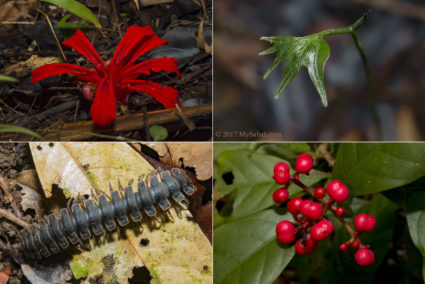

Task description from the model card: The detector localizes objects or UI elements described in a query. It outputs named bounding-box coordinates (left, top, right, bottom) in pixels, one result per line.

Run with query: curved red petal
left=110, top=25, right=152, bottom=66
left=110, top=25, right=167, bottom=73
left=124, top=80, right=179, bottom=109
left=62, top=29, right=106, bottom=76
left=90, top=77, right=116, bottom=127
left=31, top=63, right=101, bottom=84
left=122, top=56, right=180, bottom=80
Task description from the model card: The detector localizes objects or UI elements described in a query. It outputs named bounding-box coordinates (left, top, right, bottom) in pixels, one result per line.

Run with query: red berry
left=273, top=162, right=291, bottom=185
left=314, top=187, right=325, bottom=199
left=352, top=240, right=360, bottom=248
left=304, top=233, right=317, bottom=248
left=272, top=188, right=289, bottom=204
left=295, top=239, right=316, bottom=255
left=354, top=214, right=376, bottom=232
left=300, top=200, right=323, bottom=220
left=339, top=243, right=349, bottom=253
left=311, top=219, right=334, bottom=241
left=276, top=220, right=295, bottom=244
left=355, top=248, right=375, bottom=266
left=287, top=197, right=303, bottom=216
left=326, top=180, right=349, bottom=203
left=295, top=153, right=314, bottom=174
left=335, top=207, right=345, bottom=216
left=345, top=241, right=351, bottom=246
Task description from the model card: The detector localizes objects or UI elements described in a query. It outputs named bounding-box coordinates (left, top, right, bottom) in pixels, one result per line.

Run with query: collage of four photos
left=0, top=0, right=424, bottom=283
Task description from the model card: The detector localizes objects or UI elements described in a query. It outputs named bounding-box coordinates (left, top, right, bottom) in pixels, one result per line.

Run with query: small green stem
left=318, top=11, right=381, bottom=139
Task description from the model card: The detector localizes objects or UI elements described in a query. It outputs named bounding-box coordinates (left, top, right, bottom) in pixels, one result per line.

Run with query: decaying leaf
left=142, top=142, right=212, bottom=180
left=21, top=262, right=72, bottom=284
left=17, top=169, right=44, bottom=215
left=5, top=55, right=60, bottom=78
left=29, top=142, right=212, bottom=283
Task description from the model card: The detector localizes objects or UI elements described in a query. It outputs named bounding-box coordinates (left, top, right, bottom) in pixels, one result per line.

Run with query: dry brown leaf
left=5, top=55, right=60, bottom=78
left=0, top=0, right=32, bottom=22
left=143, top=142, right=212, bottom=180
left=29, top=142, right=212, bottom=283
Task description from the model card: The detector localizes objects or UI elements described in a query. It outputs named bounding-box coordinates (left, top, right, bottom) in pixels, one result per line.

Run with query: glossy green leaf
left=332, top=143, right=425, bottom=195
left=0, top=74, right=19, bottom=83
left=321, top=194, right=397, bottom=284
left=260, top=34, right=330, bottom=106
left=0, top=124, right=42, bottom=139
left=215, top=149, right=329, bottom=218
left=42, top=0, right=101, bottom=28
left=214, top=208, right=295, bottom=284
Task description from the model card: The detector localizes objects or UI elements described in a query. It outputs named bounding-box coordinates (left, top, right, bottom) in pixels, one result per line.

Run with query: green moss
left=106, top=275, right=118, bottom=284
left=62, top=188, right=71, bottom=198
left=71, top=261, right=89, bottom=280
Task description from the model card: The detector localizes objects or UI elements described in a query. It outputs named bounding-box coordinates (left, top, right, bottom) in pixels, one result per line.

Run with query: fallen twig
left=0, top=103, right=211, bottom=140
left=0, top=207, right=28, bottom=228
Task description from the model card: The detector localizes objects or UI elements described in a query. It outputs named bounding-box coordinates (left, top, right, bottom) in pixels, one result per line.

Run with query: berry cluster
left=272, top=153, right=376, bottom=266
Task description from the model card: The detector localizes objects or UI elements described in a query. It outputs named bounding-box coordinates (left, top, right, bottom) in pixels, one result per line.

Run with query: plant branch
left=291, top=178, right=357, bottom=241
left=350, top=32, right=381, bottom=139
left=318, top=10, right=381, bottom=139
left=320, top=11, right=370, bottom=36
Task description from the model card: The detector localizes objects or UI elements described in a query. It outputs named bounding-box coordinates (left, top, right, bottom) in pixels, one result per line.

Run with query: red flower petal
left=110, top=25, right=167, bottom=73
left=31, top=63, right=101, bottom=84
left=62, top=29, right=106, bottom=76
left=122, top=56, right=180, bottom=80
left=90, top=77, right=116, bottom=127
left=124, top=80, right=179, bottom=108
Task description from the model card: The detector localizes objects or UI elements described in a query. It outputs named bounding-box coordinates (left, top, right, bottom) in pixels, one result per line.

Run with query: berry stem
left=291, top=178, right=357, bottom=240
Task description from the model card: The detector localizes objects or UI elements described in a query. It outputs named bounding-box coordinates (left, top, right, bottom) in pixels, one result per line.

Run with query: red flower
left=31, top=25, right=180, bottom=127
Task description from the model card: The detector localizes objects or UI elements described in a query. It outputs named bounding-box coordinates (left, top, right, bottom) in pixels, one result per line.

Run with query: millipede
left=18, top=168, right=196, bottom=260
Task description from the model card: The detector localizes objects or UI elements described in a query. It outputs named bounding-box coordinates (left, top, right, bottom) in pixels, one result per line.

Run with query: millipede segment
left=19, top=168, right=196, bottom=259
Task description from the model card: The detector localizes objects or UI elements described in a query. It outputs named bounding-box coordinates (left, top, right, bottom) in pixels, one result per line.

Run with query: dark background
left=214, top=0, right=425, bottom=141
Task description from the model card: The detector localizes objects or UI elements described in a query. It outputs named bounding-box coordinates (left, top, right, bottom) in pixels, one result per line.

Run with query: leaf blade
left=306, top=38, right=330, bottom=107
left=41, top=0, right=101, bottom=28
left=0, top=124, right=42, bottom=139
left=332, top=143, right=425, bottom=195
left=214, top=208, right=295, bottom=284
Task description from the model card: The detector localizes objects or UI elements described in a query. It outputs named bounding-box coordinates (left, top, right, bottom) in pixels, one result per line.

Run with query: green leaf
left=407, top=210, right=425, bottom=281
left=0, top=74, right=19, bottom=83
left=321, top=194, right=397, bottom=284
left=260, top=34, right=330, bottom=106
left=214, top=208, right=295, bottom=284
left=58, top=14, right=89, bottom=38
left=215, top=149, right=329, bottom=218
left=149, top=125, right=168, bottom=141
left=0, top=124, right=43, bottom=139
left=42, top=0, right=101, bottom=28
left=332, top=143, right=425, bottom=195
left=256, top=143, right=313, bottom=160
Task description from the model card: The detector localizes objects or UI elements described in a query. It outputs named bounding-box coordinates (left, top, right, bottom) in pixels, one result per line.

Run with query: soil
left=0, top=0, right=212, bottom=141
